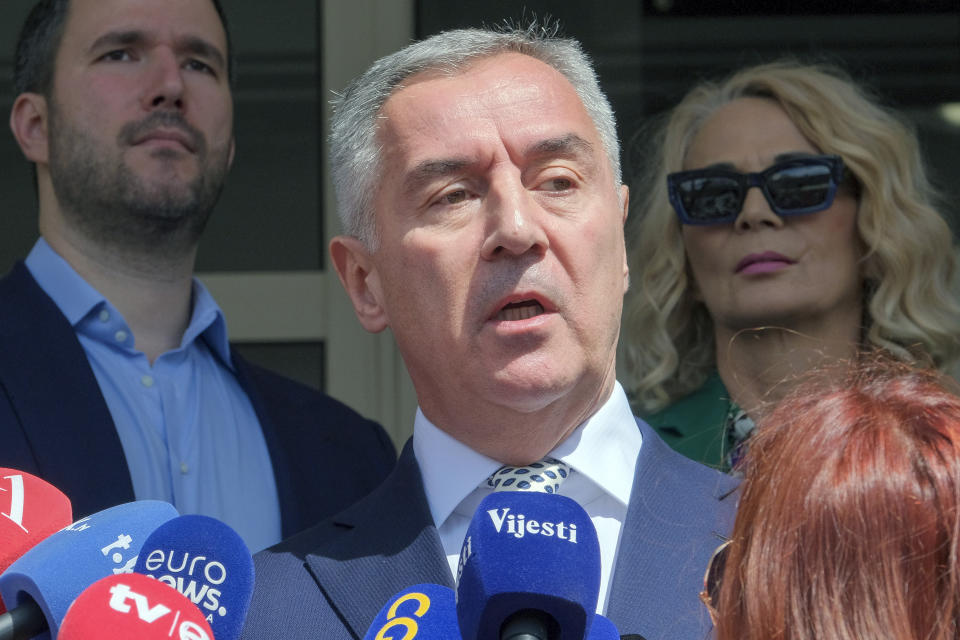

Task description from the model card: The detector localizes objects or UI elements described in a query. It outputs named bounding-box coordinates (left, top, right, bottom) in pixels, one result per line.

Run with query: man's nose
left=480, top=176, right=550, bottom=260
left=141, top=48, right=185, bottom=111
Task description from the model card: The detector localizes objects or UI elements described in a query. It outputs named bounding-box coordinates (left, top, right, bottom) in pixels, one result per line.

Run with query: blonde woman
left=622, top=60, right=960, bottom=469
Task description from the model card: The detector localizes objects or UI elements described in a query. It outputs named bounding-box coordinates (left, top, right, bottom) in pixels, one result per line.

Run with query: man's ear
left=620, top=184, right=629, bottom=224
left=620, top=184, right=630, bottom=292
left=9, top=93, right=49, bottom=164
left=329, top=235, right=389, bottom=333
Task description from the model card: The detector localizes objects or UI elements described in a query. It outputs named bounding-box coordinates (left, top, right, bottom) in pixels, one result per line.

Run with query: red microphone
left=0, top=469, right=72, bottom=614
left=58, top=573, right=215, bottom=640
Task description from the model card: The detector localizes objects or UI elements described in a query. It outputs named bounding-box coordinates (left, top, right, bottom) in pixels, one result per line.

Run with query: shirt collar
left=551, top=381, right=641, bottom=508
left=414, top=381, right=642, bottom=529
left=413, top=408, right=502, bottom=530
left=24, top=237, right=233, bottom=367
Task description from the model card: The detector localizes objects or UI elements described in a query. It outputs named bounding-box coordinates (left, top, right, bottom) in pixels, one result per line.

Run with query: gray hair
left=329, top=23, right=621, bottom=248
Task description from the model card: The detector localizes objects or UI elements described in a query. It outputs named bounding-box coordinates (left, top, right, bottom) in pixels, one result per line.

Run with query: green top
left=641, top=373, right=733, bottom=470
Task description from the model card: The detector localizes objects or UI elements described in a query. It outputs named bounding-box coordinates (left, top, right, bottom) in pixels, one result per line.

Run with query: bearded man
left=0, top=0, right=395, bottom=552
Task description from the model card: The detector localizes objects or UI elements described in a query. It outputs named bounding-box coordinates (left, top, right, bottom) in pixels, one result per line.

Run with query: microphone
left=0, top=500, right=178, bottom=640
left=134, top=514, right=254, bottom=640
left=0, top=469, right=73, bottom=614
left=362, top=583, right=461, bottom=640
left=57, top=573, right=215, bottom=640
left=455, top=491, right=601, bottom=640
left=359, top=588, right=620, bottom=640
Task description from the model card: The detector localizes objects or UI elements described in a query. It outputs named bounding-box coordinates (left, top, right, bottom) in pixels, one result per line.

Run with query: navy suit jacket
left=0, top=261, right=397, bottom=539
left=243, top=418, right=738, bottom=640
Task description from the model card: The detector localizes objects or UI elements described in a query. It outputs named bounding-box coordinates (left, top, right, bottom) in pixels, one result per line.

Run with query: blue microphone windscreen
left=363, top=583, right=461, bottom=640
left=0, top=500, right=178, bottom=639
left=587, top=613, right=620, bottom=639
left=456, top=491, right=601, bottom=640
left=133, top=514, right=254, bottom=640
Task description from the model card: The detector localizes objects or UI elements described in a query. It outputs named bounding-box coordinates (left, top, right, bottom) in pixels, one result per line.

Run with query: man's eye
left=185, top=59, right=216, bottom=75
left=542, top=177, right=573, bottom=192
left=437, top=189, right=468, bottom=205
left=100, top=50, right=132, bottom=62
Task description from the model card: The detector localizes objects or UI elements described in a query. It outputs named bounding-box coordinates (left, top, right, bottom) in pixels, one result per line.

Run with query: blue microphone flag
left=133, top=514, right=254, bottom=640
left=456, top=491, right=601, bottom=640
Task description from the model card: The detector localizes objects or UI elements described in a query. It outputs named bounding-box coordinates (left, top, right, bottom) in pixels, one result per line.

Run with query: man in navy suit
left=0, top=0, right=395, bottom=552
left=242, top=24, right=736, bottom=639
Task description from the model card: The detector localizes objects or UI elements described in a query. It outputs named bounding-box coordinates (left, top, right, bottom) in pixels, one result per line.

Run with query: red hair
left=714, top=360, right=960, bottom=640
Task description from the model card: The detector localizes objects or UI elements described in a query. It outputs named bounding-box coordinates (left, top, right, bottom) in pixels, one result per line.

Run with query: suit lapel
left=304, top=443, right=453, bottom=638
left=606, top=419, right=737, bottom=639
left=0, top=263, right=133, bottom=517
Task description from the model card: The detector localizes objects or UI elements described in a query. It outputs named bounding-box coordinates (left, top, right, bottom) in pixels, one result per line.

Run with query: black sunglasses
left=667, top=154, right=846, bottom=225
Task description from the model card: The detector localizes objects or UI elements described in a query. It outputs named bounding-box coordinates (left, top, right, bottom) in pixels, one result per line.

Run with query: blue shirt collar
left=24, top=237, right=233, bottom=367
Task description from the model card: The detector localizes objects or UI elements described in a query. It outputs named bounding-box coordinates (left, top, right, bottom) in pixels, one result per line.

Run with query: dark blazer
left=0, top=262, right=397, bottom=539
left=242, top=418, right=738, bottom=640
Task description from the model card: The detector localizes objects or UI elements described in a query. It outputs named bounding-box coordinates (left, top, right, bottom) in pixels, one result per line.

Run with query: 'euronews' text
left=141, top=550, right=228, bottom=620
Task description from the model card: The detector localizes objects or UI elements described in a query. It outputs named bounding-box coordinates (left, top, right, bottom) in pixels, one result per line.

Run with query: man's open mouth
left=495, top=300, right=546, bottom=322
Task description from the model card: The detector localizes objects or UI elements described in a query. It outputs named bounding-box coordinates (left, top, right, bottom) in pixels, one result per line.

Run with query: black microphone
left=0, top=601, right=44, bottom=640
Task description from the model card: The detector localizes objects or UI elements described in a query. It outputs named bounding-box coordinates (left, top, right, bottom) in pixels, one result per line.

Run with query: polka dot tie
left=486, top=457, right=570, bottom=494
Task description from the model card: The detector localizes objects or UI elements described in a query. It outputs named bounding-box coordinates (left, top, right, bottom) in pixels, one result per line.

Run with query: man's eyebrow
left=403, top=158, right=472, bottom=197
left=524, top=134, right=597, bottom=163
left=180, top=36, right=227, bottom=72
left=89, top=30, right=145, bottom=54
left=401, top=135, right=599, bottom=197
left=88, top=30, right=227, bottom=72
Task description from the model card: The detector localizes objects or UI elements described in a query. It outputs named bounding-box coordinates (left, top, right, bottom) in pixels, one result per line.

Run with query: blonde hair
left=621, top=60, right=960, bottom=413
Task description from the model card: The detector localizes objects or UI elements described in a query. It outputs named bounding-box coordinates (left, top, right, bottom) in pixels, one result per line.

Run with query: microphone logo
left=486, top=507, right=578, bottom=542
left=141, top=550, right=228, bottom=619
left=61, top=516, right=141, bottom=573
left=372, top=591, right=432, bottom=640
left=107, top=582, right=212, bottom=639
left=102, top=533, right=138, bottom=573
left=0, top=473, right=27, bottom=533
left=456, top=535, right=473, bottom=585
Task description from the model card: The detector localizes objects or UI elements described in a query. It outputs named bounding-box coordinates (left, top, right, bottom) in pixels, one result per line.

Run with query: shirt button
left=98, top=309, right=110, bottom=322
left=141, top=375, right=154, bottom=388
left=114, top=330, right=128, bottom=343
left=180, top=462, right=189, bottom=475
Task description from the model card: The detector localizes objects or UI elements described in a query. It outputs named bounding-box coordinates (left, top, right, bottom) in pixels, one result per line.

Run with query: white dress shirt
left=412, top=381, right=642, bottom=614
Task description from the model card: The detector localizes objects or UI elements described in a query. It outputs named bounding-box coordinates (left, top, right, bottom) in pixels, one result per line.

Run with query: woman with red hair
left=705, top=360, right=960, bottom=640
